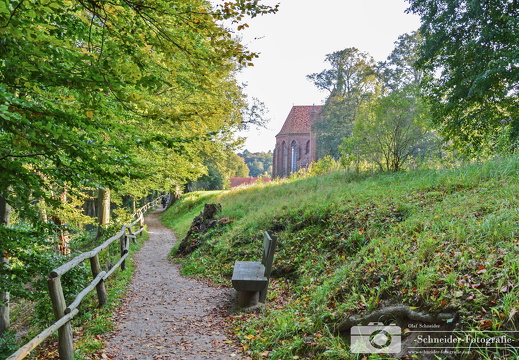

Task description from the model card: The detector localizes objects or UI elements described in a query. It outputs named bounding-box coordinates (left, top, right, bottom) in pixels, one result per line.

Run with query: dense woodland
left=1, top=0, right=518, bottom=358
left=184, top=151, right=273, bottom=191
left=239, top=150, right=273, bottom=177
left=0, top=0, right=277, bottom=351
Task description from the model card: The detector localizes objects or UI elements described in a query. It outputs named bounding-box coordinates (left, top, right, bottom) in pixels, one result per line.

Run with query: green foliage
left=377, top=32, right=425, bottom=91
left=5, top=225, right=150, bottom=358
left=407, top=0, right=519, bottom=153
left=163, top=155, right=519, bottom=359
left=307, top=48, right=379, bottom=159
left=300, top=156, right=340, bottom=177
left=344, top=85, right=435, bottom=172
left=1, top=203, right=142, bottom=331
left=33, top=257, right=92, bottom=327
left=0, top=224, right=63, bottom=300
left=315, top=32, right=441, bottom=172
left=187, top=152, right=250, bottom=191
left=0, top=329, right=18, bottom=359
left=188, top=162, right=228, bottom=191
left=0, top=0, right=277, bottom=228
left=227, top=153, right=250, bottom=178
left=238, top=150, right=274, bottom=177
left=0, top=0, right=277, bottom=327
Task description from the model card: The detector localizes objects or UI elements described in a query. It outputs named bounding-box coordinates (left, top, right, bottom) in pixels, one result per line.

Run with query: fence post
left=0, top=286, right=9, bottom=336
left=138, top=213, right=144, bottom=237
left=47, top=276, right=74, bottom=360
left=120, top=231, right=128, bottom=271
left=89, top=254, right=107, bottom=306
left=128, top=227, right=136, bottom=244
left=1, top=192, right=12, bottom=336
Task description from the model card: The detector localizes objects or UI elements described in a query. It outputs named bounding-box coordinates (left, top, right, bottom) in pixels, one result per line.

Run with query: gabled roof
left=276, top=105, right=322, bottom=137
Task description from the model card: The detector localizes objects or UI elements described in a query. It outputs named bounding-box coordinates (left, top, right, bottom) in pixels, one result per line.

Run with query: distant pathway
left=103, top=208, right=246, bottom=360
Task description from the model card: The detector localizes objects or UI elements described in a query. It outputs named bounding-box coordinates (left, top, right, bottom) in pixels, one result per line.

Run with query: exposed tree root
left=336, top=304, right=456, bottom=334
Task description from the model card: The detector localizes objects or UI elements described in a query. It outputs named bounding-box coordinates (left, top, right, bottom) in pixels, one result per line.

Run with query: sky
left=232, top=0, right=422, bottom=153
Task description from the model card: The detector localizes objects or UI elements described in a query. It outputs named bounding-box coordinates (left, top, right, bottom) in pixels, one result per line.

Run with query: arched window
left=291, top=141, right=298, bottom=173
left=306, top=140, right=310, bottom=155
left=282, top=142, right=288, bottom=175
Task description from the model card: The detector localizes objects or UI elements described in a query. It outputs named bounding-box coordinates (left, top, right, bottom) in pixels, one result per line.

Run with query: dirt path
left=104, top=208, right=246, bottom=360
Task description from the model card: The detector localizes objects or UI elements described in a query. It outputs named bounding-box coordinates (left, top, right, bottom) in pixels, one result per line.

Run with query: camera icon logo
left=350, top=322, right=402, bottom=354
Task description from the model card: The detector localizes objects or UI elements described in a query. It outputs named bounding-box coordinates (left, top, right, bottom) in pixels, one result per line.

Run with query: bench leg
left=258, top=287, right=267, bottom=303
left=237, top=291, right=259, bottom=307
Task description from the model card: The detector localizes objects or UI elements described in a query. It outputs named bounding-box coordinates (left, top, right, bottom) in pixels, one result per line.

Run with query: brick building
left=272, top=105, right=322, bottom=177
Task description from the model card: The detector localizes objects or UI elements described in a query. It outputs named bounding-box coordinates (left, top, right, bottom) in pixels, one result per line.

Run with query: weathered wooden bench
left=232, top=231, right=277, bottom=307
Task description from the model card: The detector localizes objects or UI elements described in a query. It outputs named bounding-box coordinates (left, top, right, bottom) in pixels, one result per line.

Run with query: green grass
left=161, top=190, right=222, bottom=239
left=162, top=155, right=519, bottom=359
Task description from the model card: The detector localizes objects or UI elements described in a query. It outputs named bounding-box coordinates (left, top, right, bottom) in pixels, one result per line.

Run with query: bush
left=0, top=329, right=18, bottom=359
left=300, top=156, right=340, bottom=177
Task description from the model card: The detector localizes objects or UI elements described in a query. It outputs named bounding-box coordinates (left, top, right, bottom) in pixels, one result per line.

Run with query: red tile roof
left=276, top=105, right=322, bottom=136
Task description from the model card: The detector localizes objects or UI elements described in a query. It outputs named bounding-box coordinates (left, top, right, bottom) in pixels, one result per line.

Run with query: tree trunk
left=96, top=188, right=110, bottom=238
left=52, top=190, right=71, bottom=256
left=169, top=186, right=183, bottom=207
left=83, top=190, right=97, bottom=219
left=0, top=261, right=9, bottom=336
left=0, top=193, right=11, bottom=225
left=0, top=193, right=12, bottom=335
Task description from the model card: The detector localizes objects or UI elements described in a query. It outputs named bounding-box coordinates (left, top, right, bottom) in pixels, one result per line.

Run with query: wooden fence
left=6, top=196, right=163, bottom=360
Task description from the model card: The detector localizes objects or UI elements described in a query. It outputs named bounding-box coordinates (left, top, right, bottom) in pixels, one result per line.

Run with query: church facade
left=272, top=105, right=322, bottom=177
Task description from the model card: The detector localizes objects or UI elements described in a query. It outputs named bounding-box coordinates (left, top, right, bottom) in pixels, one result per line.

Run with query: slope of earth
left=162, top=156, right=519, bottom=359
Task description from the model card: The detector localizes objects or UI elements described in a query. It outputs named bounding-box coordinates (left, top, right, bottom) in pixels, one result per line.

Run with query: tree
left=238, top=151, right=273, bottom=177
left=227, top=152, right=250, bottom=178
left=0, top=0, right=279, bottom=213
left=345, top=85, right=432, bottom=172
left=248, top=160, right=265, bottom=177
left=406, top=0, right=519, bottom=153
left=342, top=32, right=437, bottom=172
left=307, top=48, right=379, bottom=158
left=187, top=151, right=250, bottom=191
left=0, top=0, right=277, bottom=332
left=378, top=32, right=424, bottom=91
left=0, top=0, right=278, bottom=215
left=0, top=193, right=11, bottom=335
left=187, top=161, right=227, bottom=191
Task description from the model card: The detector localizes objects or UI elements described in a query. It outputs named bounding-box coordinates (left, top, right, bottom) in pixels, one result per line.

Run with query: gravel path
left=104, top=208, right=246, bottom=360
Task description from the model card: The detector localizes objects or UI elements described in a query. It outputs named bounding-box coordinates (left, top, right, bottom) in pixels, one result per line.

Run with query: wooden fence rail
left=6, top=196, right=164, bottom=360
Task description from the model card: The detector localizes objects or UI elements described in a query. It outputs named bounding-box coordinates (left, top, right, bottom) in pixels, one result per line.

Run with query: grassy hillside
left=161, top=156, right=519, bottom=359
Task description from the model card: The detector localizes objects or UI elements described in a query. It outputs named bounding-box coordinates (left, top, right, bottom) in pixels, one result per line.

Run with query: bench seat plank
left=232, top=261, right=268, bottom=292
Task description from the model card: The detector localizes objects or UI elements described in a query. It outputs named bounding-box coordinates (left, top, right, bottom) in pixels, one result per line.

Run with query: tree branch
left=0, top=0, right=26, bottom=28
left=0, top=153, right=47, bottom=161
